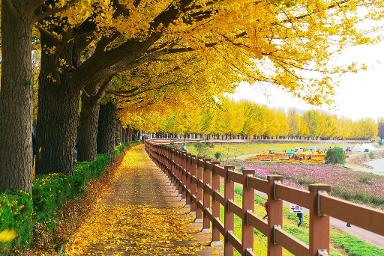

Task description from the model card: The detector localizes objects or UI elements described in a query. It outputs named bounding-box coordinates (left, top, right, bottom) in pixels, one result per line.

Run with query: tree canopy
left=120, top=98, right=379, bottom=140
left=1, top=0, right=383, bottom=191
left=38, top=0, right=383, bottom=104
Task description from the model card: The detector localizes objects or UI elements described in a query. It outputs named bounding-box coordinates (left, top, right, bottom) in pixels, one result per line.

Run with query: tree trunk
left=0, top=5, right=33, bottom=192
left=77, top=75, right=111, bottom=161
left=115, top=119, right=122, bottom=146
left=122, top=128, right=126, bottom=143
left=97, top=102, right=116, bottom=157
left=36, top=34, right=81, bottom=175
left=77, top=94, right=100, bottom=161
left=126, top=129, right=129, bottom=143
left=36, top=79, right=80, bottom=175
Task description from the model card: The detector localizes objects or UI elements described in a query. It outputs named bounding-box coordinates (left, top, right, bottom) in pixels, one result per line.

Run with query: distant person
left=263, top=201, right=268, bottom=220
left=297, top=212, right=304, bottom=226
left=346, top=223, right=351, bottom=227
left=181, top=143, right=187, bottom=151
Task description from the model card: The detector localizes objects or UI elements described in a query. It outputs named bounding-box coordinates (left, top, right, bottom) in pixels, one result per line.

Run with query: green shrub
left=368, top=151, right=375, bottom=159
left=325, top=147, right=345, bottom=164
left=33, top=153, right=113, bottom=224
left=72, top=154, right=111, bottom=194
left=33, top=174, right=70, bottom=223
left=114, top=143, right=126, bottom=157
left=297, top=178, right=317, bottom=186
left=193, top=142, right=210, bottom=157
left=214, top=151, right=222, bottom=160
left=0, top=191, right=33, bottom=255
left=0, top=143, right=128, bottom=254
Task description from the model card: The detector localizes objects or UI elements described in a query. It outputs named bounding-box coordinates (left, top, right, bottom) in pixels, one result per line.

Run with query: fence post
left=308, top=184, right=331, bottom=256
left=185, top=153, right=192, bottom=207
left=267, top=175, right=284, bottom=256
left=242, top=169, right=255, bottom=255
left=224, top=166, right=235, bottom=256
left=195, top=156, right=204, bottom=222
left=167, top=147, right=172, bottom=179
left=172, top=148, right=177, bottom=186
left=177, top=151, right=183, bottom=198
left=181, top=152, right=187, bottom=200
left=190, top=155, right=197, bottom=215
left=202, top=158, right=211, bottom=232
left=211, top=161, right=221, bottom=245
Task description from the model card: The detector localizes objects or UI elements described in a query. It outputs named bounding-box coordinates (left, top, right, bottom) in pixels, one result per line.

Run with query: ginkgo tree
left=34, top=0, right=383, bottom=176
left=1, top=0, right=383, bottom=191
left=122, top=98, right=378, bottom=140
left=77, top=50, right=239, bottom=161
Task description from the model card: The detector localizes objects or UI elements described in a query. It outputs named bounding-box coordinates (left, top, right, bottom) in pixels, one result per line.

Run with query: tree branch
left=34, top=0, right=81, bottom=21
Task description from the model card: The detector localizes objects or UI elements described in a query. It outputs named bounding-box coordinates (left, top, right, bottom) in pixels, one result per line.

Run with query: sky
left=229, top=42, right=384, bottom=121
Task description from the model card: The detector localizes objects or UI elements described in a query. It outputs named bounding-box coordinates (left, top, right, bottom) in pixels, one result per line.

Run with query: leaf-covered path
left=65, top=144, right=221, bottom=255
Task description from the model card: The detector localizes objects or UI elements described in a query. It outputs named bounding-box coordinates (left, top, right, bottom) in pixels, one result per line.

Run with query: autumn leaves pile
left=66, top=145, right=204, bottom=255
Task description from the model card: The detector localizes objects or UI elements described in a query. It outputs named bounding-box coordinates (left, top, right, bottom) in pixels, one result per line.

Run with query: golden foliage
left=120, top=98, right=378, bottom=139
left=65, top=145, right=203, bottom=255
left=39, top=0, right=384, bottom=105
left=0, top=229, right=16, bottom=243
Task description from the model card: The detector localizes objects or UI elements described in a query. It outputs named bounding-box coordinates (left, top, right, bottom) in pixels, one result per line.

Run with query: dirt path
left=65, top=144, right=221, bottom=255
left=331, top=218, right=384, bottom=248
left=344, top=163, right=384, bottom=176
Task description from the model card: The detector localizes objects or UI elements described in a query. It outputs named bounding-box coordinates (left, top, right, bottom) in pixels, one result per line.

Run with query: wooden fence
left=144, top=140, right=384, bottom=256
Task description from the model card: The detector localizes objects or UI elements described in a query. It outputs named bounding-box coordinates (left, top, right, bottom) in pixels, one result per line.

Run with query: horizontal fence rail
left=144, top=140, right=384, bottom=256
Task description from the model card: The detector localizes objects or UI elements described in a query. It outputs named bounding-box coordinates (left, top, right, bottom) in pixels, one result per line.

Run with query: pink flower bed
left=242, top=162, right=384, bottom=208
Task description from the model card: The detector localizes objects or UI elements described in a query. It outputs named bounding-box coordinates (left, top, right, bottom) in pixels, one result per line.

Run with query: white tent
left=351, top=144, right=376, bottom=153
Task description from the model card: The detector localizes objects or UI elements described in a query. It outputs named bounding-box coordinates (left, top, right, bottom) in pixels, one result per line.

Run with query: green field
left=186, top=142, right=355, bottom=161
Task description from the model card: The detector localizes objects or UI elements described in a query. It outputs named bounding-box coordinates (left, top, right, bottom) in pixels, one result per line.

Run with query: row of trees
left=120, top=99, right=378, bottom=140
left=1, top=0, right=383, bottom=192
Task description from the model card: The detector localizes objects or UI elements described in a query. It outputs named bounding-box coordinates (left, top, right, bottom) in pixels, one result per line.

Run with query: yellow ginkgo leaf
left=0, top=229, right=17, bottom=242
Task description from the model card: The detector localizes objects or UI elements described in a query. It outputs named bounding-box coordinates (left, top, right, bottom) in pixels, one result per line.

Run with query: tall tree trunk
left=0, top=4, right=33, bottom=192
left=77, top=76, right=111, bottom=161
left=115, top=119, right=122, bottom=146
left=77, top=94, right=100, bottom=161
left=36, top=34, right=82, bottom=175
left=97, top=102, right=116, bottom=157
left=36, top=79, right=80, bottom=175
left=122, top=128, right=127, bottom=143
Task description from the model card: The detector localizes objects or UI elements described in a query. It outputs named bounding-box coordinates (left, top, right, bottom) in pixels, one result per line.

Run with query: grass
left=186, top=142, right=354, bottom=161
left=331, top=232, right=384, bottom=256
left=215, top=183, right=383, bottom=256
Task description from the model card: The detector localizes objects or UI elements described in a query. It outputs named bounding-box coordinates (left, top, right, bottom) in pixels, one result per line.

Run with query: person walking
left=297, top=212, right=304, bottom=226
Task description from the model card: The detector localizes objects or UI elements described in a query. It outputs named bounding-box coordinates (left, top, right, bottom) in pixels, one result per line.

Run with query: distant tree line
left=121, top=99, right=378, bottom=140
